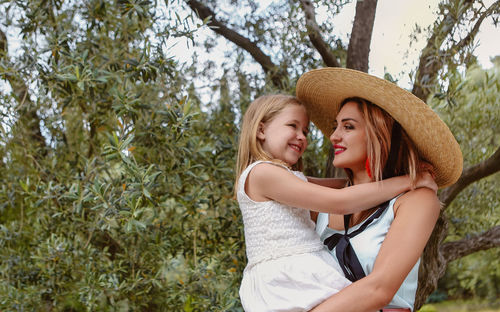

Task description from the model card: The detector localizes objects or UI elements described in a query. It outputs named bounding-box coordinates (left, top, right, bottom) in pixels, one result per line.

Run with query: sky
left=2, top=0, right=499, bottom=93
left=168, top=0, right=500, bottom=89
left=367, top=0, right=499, bottom=87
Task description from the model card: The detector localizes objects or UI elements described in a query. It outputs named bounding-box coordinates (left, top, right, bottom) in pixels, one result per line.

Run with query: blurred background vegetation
left=0, top=0, right=498, bottom=311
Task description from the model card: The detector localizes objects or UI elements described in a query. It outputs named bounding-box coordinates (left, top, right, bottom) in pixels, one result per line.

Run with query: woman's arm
left=310, top=188, right=440, bottom=312
left=307, top=177, right=347, bottom=189
left=246, top=162, right=434, bottom=215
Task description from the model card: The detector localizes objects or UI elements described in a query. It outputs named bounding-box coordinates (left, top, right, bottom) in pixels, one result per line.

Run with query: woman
left=295, top=68, right=463, bottom=311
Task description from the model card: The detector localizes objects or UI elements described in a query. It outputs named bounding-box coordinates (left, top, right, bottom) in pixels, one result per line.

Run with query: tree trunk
left=415, top=212, right=449, bottom=308
left=326, top=0, right=378, bottom=178
left=346, top=0, right=378, bottom=72
left=299, top=0, right=341, bottom=67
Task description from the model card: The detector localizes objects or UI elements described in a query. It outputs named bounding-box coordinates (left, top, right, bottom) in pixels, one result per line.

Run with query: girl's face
left=258, top=104, right=309, bottom=167
left=330, top=101, right=368, bottom=176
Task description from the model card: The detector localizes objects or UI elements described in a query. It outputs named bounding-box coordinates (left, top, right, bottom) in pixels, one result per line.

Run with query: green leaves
left=430, top=63, right=500, bottom=300
left=0, top=0, right=242, bottom=310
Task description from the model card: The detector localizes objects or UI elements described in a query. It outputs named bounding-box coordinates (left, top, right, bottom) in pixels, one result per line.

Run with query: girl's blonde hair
left=234, top=94, right=307, bottom=196
left=341, top=97, right=421, bottom=187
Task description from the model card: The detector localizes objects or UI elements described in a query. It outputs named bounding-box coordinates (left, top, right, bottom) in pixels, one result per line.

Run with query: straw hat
left=296, top=67, right=462, bottom=188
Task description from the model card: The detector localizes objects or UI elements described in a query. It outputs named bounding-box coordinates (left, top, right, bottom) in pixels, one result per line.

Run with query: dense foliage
left=0, top=0, right=246, bottom=310
left=430, top=61, right=500, bottom=301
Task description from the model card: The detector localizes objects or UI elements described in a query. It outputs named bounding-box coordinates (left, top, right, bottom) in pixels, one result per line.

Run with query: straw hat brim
left=296, top=68, right=462, bottom=188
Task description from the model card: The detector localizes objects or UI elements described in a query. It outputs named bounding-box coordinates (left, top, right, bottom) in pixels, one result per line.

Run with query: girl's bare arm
left=246, top=162, right=429, bottom=215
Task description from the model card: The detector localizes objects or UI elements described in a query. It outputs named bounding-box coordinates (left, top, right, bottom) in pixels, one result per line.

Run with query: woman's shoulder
left=394, top=187, right=440, bottom=215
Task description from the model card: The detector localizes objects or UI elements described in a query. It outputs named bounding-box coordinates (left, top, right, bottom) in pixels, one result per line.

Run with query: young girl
left=235, top=94, right=437, bottom=311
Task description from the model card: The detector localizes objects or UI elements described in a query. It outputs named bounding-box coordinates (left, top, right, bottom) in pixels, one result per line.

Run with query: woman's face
left=330, top=101, right=368, bottom=175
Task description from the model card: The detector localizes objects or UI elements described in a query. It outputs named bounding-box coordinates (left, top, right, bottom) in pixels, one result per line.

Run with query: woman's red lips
left=334, top=145, right=346, bottom=155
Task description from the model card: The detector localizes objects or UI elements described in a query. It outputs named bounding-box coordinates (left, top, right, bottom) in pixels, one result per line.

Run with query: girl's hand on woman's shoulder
left=415, top=170, right=438, bottom=193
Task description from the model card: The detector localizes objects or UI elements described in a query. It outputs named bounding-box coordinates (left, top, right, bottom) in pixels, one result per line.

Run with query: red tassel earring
left=365, top=158, right=372, bottom=179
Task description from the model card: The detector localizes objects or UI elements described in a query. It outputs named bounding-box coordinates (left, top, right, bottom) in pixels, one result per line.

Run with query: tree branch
left=412, top=30, right=449, bottom=100
left=185, top=0, right=287, bottom=88
left=299, top=0, right=340, bottom=67
left=412, top=0, right=498, bottom=101
left=448, top=0, right=500, bottom=54
left=412, top=1, right=473, bottom=101
left=0, top=29, right=6, bottom=54
left=439, top=146, right=500, bottom=207
left=346, top=0, right=377, bottom=72
left=441, top=225, right=500, bottom=263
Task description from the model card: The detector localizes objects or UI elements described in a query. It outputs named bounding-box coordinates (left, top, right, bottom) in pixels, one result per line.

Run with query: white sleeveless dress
left=316, top=196, right=420, bottom=311
left=237, top=161, right=351, bottom=312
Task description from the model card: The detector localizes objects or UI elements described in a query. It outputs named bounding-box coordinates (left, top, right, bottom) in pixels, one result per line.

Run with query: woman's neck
left=352, top=170, right=371, bottom=185
left=349, top=170, right=382, bottom=226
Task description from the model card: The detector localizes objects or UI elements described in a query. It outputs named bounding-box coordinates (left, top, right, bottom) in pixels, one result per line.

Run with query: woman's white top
left=237, top=161, right=351, bottom=312
left=316, top=196, right=420, bottom=311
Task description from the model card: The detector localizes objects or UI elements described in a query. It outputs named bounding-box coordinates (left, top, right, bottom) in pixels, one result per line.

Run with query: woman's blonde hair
left=234, top=94, right=307, bottom=196
left=341, top=97, right=421, bottom=187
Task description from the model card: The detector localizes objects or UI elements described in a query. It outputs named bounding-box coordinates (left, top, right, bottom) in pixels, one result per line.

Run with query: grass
left=418, top=299, right=500, bottom=312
